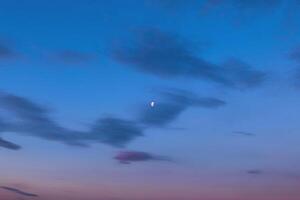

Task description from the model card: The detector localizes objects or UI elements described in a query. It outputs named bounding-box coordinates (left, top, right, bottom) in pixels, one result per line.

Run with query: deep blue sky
left=1, top=1, right=300, bottom=200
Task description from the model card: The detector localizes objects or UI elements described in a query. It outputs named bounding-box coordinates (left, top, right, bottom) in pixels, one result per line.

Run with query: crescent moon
left=150, top=101, right=155, bottom=107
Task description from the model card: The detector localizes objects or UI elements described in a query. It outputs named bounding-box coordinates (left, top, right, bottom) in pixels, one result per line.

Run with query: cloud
left=0, top=92, right=143, bottom=148
left=221, top=59, right=266, bottom=88
left=0, top=92, right=88, bottom=147
left=233, top=131, right=256, bottom=136
left=0, top=88, right=222, bottom=150
left=138, top=89, right=225, bottom=127
left=0, top=186, right=38, bottom=197
left=0, top=137, right=21, bottom=150
left=89, top=118, right=143, bottom=147
left=112, top=28, right=266, bottom=89
left=247, top=169, right=263, bottom=175
left=0, top=118, right=21, bottom=150
left=50, top=50, right=97, bottom=64
left=114, top=151, right=170, bottom=164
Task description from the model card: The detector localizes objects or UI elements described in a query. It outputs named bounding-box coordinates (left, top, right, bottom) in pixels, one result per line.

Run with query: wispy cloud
left=112, top=28, right=266, bottom=89
left=0, top=92, right=142, bottom=148
left=0, top=186, right=38, bottom=197
left=0, top=137, right=21, bottom=150
left=114, top=151, right=170, bottom=164
left=233, top=131, right=256, bottom=137
left=247, top=169, right=263, bottom=175
left=0, top=88, right=224, bottom=149
left=138, top=89, right=225, bottom=127
left=89, top=117, right=143, bottom=147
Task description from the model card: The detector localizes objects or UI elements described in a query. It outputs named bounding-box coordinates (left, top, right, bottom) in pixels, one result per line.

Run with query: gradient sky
left=1, top=0, right=300, bottom=200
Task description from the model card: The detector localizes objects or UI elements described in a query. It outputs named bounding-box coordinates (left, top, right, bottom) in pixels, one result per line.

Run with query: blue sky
left=1, top=1, right=300, bottom=200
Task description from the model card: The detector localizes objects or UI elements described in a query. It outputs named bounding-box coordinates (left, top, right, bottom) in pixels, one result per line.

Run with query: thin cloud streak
left=114, top=151, right=170, bottom=164
left=233, top=131, right=256, bottom=137
left=0, top=137, right=21, bottom=150
left=247, top=169, right=263, bottom=175
left=0, top=186, right=38, bottom=197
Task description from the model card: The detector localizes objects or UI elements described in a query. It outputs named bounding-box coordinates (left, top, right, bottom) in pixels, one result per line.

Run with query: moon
left=150, top=101, right=155, bottom=107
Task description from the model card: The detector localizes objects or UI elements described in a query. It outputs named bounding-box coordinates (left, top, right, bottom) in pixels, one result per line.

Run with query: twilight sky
left=1, top=0, right=300, bottom=199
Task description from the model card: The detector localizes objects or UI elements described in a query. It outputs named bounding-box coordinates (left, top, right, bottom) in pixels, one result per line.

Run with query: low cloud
left=112, top=28, right=266, bottom=89
left=0, top=186, right=38, bottom=197
left=138, top=89, right=225, bottom=127
left=114, top=151, right=170, bottom=164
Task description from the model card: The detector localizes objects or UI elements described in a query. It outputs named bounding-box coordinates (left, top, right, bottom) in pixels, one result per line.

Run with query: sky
left=0, top=0, right=300, bottom=199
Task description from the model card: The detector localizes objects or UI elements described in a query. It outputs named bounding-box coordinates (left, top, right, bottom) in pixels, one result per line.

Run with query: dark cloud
left=50, top=50, right=97, bottom=64
left=233, top=131, right=256, bottom=136
left=0, top=89, right=222, bottom=150
left=114, top=151, right=170, bottom=164
left=0, top=186, right=38, bottom=197
left=139, top=89, right=225, bottom=127
left=0, top=137, right=21, bottom=150
left=0, top=118, right=21, bottom=150
left=89, top=118, right=143, bottom=147
left=0, top=93, right=49, bottom=120
left=0, top=92, right=142, bottom=148
left=247, top=169, right=263, bottom=175
left=0, top=92, right=88, bottom=147
left=112, top=28, right=266, bottom=89
left=221, top=59, right=266, bottom=88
